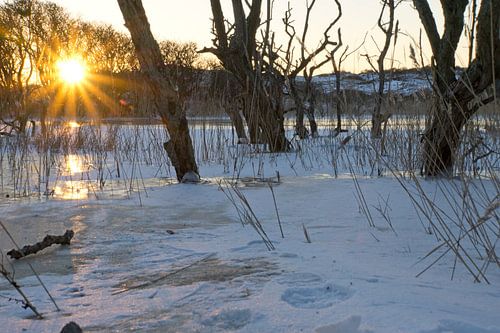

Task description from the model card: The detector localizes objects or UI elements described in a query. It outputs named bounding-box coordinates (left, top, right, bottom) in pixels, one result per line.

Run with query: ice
left=0, top=121, right=498, bottom=332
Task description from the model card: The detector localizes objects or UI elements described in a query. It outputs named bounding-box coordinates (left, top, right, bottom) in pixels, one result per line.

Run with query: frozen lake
left=0, top=118, right=498, bottom=332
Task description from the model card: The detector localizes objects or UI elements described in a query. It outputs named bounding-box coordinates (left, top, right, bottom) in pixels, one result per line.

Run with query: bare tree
left=413, top=0, right=500, bottom=175
left=117, top=0, right=199, bottom=182
left=330, top=30, right=366, bottom=134
left=204, top=0, right=289, bottom=152
left=282, top=0, right=341, bottom=139
left=363, top=0, right=399, bottom=139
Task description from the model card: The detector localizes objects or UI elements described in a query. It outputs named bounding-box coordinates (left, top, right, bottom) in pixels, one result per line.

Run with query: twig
left=0, top=264, right=43, bottom=319
left=0, top=220, right=60, bottom=311
left=268, top=182, right=284, bottom=238
left=302, top=224, right=311, bottom=243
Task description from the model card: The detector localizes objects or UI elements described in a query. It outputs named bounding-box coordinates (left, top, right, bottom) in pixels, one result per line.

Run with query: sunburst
left=57, top=58, right=86, bottom=85
left=48, top=55, right=126, bottom=121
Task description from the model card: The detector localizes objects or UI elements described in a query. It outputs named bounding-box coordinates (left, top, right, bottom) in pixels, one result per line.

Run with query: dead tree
left=204, top=0, right=289, bottom=152
left=117, top=0, right=198, bottom=181
left=362, top=0, right=399, bottom=139
left=413, top=0, right=500, bottom=175
left=330, top=30, right=365, bottom=134
left=282, top=0, right=341, bottom=139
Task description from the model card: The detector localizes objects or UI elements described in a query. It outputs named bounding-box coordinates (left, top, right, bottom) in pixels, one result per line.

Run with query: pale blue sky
left=48, top=0, right=471, bottom=73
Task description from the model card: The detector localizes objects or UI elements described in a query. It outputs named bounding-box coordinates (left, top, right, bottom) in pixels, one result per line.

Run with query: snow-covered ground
left=0, top=123, right=498, bottom=333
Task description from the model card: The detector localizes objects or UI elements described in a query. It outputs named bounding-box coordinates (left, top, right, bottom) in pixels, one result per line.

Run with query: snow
left=0, top=122, right=499, bottom=333
left=181, top=171, right=201, bottom=183
left=305, top=72, right=432, bottom=96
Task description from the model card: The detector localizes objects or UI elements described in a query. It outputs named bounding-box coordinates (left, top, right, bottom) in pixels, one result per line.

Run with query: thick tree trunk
left=262, top=107, right=288, bottom=151
left=422, top=103, right=464, bottom=175
left=117, top=0, right=198, bottom=181
left=415, top=0, right=499, bottom=175
left=159, top=100, right=198, bottom=180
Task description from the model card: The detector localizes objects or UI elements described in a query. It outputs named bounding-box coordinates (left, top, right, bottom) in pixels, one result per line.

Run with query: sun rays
left=48, top=56, right=126, bottom=121
left=57, top=58, right=86, bottom=85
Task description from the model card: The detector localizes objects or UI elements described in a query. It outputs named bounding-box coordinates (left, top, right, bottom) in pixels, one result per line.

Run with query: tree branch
left=412, top=0, right=440, bottom=56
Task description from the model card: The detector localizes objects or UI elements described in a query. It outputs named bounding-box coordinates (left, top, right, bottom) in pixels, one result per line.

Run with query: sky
left=46, top=0, right=472, bottom=73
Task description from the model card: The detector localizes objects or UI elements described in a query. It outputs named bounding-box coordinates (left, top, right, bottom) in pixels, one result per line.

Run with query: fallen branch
left=7, top=230, right=74, bottom=260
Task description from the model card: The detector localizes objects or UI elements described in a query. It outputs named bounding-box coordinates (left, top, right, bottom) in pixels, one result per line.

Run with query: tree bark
left=117, top=0, right=198, bottom=181
left=227, top=103, right=247, bottom=142
left=416, top=0, right=500, bottom=175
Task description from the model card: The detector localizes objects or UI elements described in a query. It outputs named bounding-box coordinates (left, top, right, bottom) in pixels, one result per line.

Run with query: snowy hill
left=307, top=71, right=432, bottom=96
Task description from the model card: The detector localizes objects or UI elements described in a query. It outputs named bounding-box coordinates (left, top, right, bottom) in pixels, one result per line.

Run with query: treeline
left=0, top=0, right=217, bottom=132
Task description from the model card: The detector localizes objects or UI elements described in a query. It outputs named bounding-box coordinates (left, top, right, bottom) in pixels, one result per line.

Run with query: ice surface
left=0, top=124, right=498, bottom=332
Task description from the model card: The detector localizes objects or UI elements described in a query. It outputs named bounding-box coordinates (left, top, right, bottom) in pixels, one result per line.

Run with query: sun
left=57, top=58, right=86, bottom=85
left=48, top=55, right=123, bottom=120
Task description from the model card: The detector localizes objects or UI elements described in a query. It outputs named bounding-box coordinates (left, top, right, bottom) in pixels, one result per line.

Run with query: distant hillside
left=309, top=69, right=432, bottom=96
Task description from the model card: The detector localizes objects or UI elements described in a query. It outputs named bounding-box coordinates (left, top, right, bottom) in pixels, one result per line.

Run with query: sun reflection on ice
left=54, top=154, right=89, bottom=200
left=54, top=182, right=89, bottom=200
left=67, top=121, right=81, bottom=129
left=63, top=154, right=84, bottom=176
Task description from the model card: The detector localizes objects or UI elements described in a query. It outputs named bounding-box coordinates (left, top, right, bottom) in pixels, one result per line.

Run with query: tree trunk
left=334, top=71, right=343, bottom=131
left=306, top=110, right=318, bottom=138
left=226, top=103, right=247, bottom=142
left=418, top=0, right=499, bottom=175
left=295, top=106, right=308, bottom=139
left=304, top=78, right=319, bottom=138
left=291, top=83, right=308, bottom=139
left=241, top=91, right=262, bottom=144
left=372, top=0, right=396, bottom=138
left=117, top=0, right=198, bottom=181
